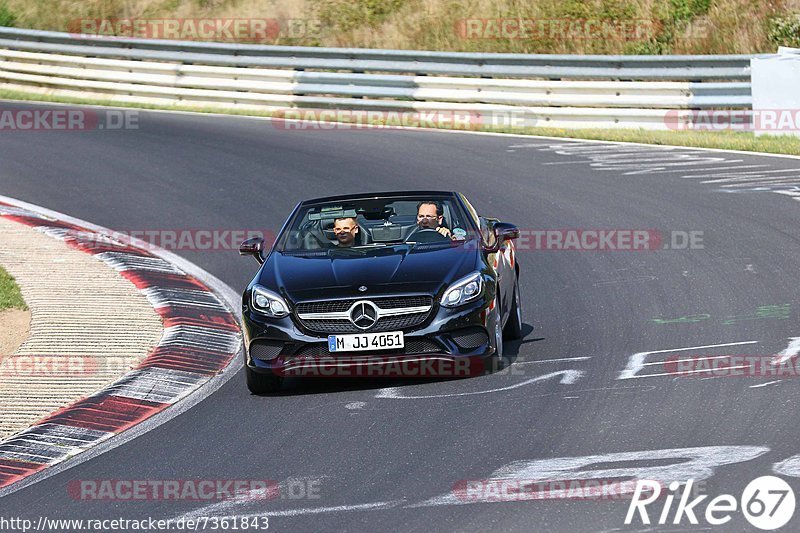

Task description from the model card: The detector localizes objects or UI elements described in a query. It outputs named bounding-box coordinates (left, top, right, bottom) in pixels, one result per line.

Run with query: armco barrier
left=0, top=26, right=761, bottom=130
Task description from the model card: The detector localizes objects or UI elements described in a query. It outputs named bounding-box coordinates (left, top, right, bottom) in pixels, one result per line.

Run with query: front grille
left=296, top=296, right=433, bottom=334
left=298, top=313, right=430, bottom=334
left=291, top=338, right=442, bottom=359
left=296, top=296, right=432, bottom=315
left=250, top=340, right=284, bottom=361
left=451, top=327, right=489, bottom=349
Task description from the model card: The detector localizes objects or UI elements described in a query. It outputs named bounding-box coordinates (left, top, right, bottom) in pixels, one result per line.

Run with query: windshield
left=277, top=196, right=478, bottom=252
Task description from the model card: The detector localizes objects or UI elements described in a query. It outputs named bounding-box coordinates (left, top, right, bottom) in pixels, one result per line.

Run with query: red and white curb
left=0, top=196, right=243, bottom=493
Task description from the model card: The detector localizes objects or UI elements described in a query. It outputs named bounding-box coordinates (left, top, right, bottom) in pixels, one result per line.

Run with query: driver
left=332, top=217, right=359, bottom=247
left=416, top=201, right=453, bottom=239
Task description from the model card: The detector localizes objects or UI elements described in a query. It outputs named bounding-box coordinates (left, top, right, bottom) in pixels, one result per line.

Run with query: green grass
left=2, top=87, right=799, bottom=157
left=0, top=1, right=16, bottom=28
left=1, top=0, right=795, bottom=54
left=0, top=266, right=26, bottom=311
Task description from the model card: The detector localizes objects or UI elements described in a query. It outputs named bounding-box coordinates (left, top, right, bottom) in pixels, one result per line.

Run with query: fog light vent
left=250, top=340, right=283, bottom=361
left=451, top=328, right=489, bottom=349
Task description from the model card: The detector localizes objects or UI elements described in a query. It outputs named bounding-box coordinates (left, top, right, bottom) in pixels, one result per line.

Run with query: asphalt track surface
left=2, top=102, right=800, bottom=532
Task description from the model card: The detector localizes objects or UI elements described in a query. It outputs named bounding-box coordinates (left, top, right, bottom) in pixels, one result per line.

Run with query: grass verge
left=1, top=0, right=799, bottom=54
left=1, top=87, right=799, bottom=157
left=0, top=266, right=26, bottom=311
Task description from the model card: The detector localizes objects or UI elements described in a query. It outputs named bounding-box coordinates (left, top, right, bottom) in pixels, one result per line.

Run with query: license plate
left=328, top=331, right=404, bottom=352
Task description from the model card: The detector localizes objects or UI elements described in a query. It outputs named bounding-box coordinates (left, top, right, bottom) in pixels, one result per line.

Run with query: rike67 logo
left=626, top=476, right=795, bottom=530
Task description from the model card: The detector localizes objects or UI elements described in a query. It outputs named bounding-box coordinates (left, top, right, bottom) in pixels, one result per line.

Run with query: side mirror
left=482, top=221, right=519, bottom=253
left=494, top=222, right=520, bottom=242
left=239, top=237, right=265, bottom=264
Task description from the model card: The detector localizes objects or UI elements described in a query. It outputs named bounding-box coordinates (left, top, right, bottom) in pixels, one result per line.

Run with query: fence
left=0, top=26, right=761, bottom=130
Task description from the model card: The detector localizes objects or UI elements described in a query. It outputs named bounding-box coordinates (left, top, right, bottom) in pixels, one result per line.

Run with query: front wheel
left=246, top=366, right=283, bottom=394
left=490, top=294, right=505, bottom=372
left=503, top=276, right=523, bottom=340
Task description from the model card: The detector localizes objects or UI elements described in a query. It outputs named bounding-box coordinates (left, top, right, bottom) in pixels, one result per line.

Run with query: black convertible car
left=239, top=191, right=523, bottom=393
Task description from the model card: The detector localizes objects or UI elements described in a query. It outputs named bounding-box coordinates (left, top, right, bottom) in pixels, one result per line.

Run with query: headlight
left=441, top=272, right=483, bottom=308
left=251, top=285, right=290, bottom=318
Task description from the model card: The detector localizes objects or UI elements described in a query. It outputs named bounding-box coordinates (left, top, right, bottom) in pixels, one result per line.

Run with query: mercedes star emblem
left=350, top=301, right=378, bottom=329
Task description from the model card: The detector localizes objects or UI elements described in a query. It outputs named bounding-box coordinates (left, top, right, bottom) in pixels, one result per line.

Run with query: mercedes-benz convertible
left=239, top=191, right=522, bottom=393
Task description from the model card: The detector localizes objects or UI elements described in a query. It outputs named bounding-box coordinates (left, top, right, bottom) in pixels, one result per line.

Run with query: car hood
left=258, top=243, right=480, bottom=302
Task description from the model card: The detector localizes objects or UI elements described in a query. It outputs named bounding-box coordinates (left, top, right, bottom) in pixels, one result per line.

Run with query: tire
left=491, top=294, right=505, bottom=372
left=503, top=276, right=523, bottom=340
left=246, top=365, right=283, bottom=394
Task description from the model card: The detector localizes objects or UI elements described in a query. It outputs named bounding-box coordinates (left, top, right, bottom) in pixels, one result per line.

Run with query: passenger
left=332, top=217, right=359, bottom=247
left=416, top=201, right=453, bottom=238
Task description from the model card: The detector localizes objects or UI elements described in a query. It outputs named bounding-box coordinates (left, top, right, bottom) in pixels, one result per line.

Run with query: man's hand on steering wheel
left=406, top=225, right=453, bottom=243
left=436, top=226, right=453, bottom=238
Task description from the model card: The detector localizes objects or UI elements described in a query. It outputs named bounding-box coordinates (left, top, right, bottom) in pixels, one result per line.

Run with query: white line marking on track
left=750, top=380, right=782, bottom=388
left=621, top=160, right=745, bottom=175
left=175, top=499, right=404, bottom=521
left=375, top=370, right=584, bottom=399
left=513, top=356, right=592, bottom=365
left=634, top=365, right=751, bottom=379
left=618, top=341, right=758, bottom=380
left=773, top=337, right=800, bottom=364
left=255, top=500, right=404, bottom=517
left=721, top=177, right=800, bottom=187
left=698, top=168, right=800, bottom=181
left=673, top=165, right=772, bottom=175
left=639, top=355, right=733, bottom=367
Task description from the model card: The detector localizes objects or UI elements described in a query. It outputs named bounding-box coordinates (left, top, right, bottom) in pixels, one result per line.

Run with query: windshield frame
left=274, top=193, right=480, bottom=253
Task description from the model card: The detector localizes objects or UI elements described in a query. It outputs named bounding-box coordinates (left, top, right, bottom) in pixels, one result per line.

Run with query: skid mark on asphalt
left=528, top=141, right=800, bottom=202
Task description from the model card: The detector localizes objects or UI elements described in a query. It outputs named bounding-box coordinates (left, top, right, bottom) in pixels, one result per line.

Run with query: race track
left=2, top=102, right=800, bottom=531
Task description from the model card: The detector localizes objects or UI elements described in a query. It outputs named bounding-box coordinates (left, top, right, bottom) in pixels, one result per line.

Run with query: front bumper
left=243, top=296, right=495, bottom=377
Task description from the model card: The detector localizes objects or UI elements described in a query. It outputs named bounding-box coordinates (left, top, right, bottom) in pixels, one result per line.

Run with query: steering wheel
left=299, top=220, right=333, bottom=249
left=405, top=226, right=451, bottom=243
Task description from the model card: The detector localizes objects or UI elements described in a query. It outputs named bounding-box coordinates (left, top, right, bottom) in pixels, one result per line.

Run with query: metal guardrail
left=0, top=26, right=758, bottom=130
